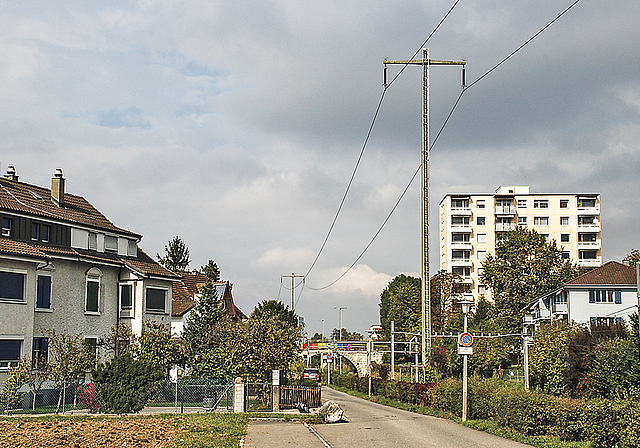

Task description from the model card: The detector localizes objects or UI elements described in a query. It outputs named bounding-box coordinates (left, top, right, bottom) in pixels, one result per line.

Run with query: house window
left=0, top=339, right=22, bottom=369
left=31, top=223, right=40, bottom=241
left=556, top=291, right=568, bottom=304
left=477, top=233, right=486, bottom=243
left=560, top=199, right=569, bottom=208
left=2, top=217, right=12, bottom=237
left=36, top=275, right=52, bottom=309
left=127, top=240, right=137, bottom=257
left=120, top=284, right=133, bottom=310
left=85, top=338, right=97, bottom=364
left=533, top=217, right=549, bottom=226
left=105, top=236, right=118, bottom=253
left=146, top=287, right=166, bottom=312
left=560, top=216, right=569, bottom=226
left=477, top=250, right=487, bottom=261
left=88, top=233, right=98, bottom=251
left=533, top=200, right=549, bottom=209
left=590, top=317, right=618, bottom=327
left=0, top=271, right=26, bottom=302
left=518, top=216, right=527, bottom=225
left=476, top=200, right=485, bottom=209
left=477, top=216, right=486, bottom=225
left=42, top=225, right=50, bottom=243
left=32, top=337, right=48, bottom=369
left=560, top=234, right=570, bottom=243
left=589, top=290, right=620, bottom=303
left=85, top=269, right=102, bottom=313
left=517, top=199, right=527, bottom=208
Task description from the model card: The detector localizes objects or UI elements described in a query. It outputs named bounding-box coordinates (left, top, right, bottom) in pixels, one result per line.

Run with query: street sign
left=459, top=332, right=473, bottom=347
left=458, top=346, right=473, bottom=355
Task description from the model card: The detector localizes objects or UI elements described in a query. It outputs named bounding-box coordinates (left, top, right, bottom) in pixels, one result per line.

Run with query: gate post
left=233, top=377, right=245, bottom=413
left=272, top=370, right=281, bottom=413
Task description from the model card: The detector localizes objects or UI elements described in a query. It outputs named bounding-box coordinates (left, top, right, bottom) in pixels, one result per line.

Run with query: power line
left=304, top=0, right=584, bottom=291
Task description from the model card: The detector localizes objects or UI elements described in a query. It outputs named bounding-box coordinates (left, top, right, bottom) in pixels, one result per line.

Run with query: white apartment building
left=439, top=186, right=601, bottom=303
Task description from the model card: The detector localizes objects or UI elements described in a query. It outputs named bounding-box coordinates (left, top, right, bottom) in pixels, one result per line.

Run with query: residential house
left=525, top=261, right=638, bottom=329
left=0, top=166, right=179, bottom=383
left=171, top=272, right=247, bottom=337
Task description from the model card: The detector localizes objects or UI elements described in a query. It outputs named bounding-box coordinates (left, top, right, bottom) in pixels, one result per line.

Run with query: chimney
left=3, top=166, right=18, bottom=181
left=51, top=168, right=65, bottom=205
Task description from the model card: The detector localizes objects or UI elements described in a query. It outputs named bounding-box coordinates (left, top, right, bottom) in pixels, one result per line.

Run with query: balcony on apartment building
left=451, top=250, right=472, bottom=267
left=577, top=216, right=600, bottom=231
left=494, top=205, right=516, bottom=215
left=576, top=197, right=599, bottom=215
left=577, top=234, right=601, bottom=250
left=577, top=251, right=602, bottom=267
left=450, top=198, right=472, bottom=216
left=495, top=222, right=517, bottom=232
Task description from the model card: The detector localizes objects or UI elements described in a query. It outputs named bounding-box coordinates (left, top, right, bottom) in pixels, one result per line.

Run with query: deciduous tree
left=623, top=249, right=640, bottom=268
left=430, top=270, right=467, bottom=332
left=379, top=274, right=421, bottom=341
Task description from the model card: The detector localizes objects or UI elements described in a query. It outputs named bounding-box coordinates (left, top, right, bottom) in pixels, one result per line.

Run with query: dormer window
left=105, top=236, right=118, bottom=253
left=31, top=223, right=40, bottom=241
left=2, top=218, right=12, bottom=237
left=88, top=233, right=97, bottom=251
left=42, top=225, right=50, bottom=243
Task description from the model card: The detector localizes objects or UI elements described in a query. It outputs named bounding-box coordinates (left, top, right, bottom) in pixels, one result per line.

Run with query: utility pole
left=281, top=273, right=304, bottom=311
left=384, top=49, right=466, bottom=368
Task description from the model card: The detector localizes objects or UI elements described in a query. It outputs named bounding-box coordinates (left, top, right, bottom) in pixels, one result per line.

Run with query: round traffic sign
left=459, top=332, right=473, bottom=347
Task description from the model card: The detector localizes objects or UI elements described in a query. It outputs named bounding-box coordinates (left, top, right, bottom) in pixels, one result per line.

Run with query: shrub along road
left=309, top=387, right=532, bottom=448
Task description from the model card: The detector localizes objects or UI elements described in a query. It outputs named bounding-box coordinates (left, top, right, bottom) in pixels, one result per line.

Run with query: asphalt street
left=245, top=387, right=532, bottom=447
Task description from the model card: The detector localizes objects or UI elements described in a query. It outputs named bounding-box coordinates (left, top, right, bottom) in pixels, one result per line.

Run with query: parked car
left=302, top=368, right=321, bottom=382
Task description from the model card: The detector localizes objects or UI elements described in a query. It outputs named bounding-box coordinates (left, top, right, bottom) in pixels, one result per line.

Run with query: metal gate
left=245, top=383, right=272, bottom=412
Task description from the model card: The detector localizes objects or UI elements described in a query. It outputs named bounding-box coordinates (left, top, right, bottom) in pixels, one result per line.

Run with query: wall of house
left=568, top=287, right=637, bottom=325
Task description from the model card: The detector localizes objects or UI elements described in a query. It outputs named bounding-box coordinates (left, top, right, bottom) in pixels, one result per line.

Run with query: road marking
left=304, top=422, right=333, bottom=447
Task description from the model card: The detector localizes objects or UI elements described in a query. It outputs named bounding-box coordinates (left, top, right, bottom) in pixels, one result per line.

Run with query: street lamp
left=458, top=294, right=474, bottom=422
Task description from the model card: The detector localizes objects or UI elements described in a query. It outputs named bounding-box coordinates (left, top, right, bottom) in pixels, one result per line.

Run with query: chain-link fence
left=1, top=378, right=234, bottom=414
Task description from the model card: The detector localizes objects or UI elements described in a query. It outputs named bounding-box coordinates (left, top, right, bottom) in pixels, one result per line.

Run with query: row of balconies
left=450, top=203, right=599, bottom=215
left=449, top=255, right=602, bottom=268
left=449, top=222, right=601, bottom=232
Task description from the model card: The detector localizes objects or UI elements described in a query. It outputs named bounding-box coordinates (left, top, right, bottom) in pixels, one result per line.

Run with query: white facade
left=439, top=186, right=602, bottom=303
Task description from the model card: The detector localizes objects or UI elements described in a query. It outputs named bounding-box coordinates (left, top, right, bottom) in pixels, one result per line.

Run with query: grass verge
left=328, top=385, right=592, bottom=448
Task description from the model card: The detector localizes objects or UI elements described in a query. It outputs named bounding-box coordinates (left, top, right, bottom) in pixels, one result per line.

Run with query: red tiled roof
left=0, top=177, right=140, bottom=237
left=0, top=238, right=48, bottom=258
left=566, top=261, right=637, bottom=286
left=171, top=273, right=247, bottom=320
left=122, top=248, right=180, bottom=279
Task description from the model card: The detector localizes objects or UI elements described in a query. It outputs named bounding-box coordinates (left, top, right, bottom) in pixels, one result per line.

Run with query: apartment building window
left=476, top=200, right=485, bottom=209
left=560, top=199, right=569, bottom=208
left=518, top=216, right=527, bottom=225
left=541, top=234, right=550, bottom=243
left=578, top=216, right=597, bottom=225
left=85, top=268, right=102, bottom=314
left=32, top=337, right=48, bottom=369
left=452, top=267, right=470, bottom=277
left=578, top=198, right=596, bottom=208
left=533, top=216, right=549, bottom=225
left=1, top=217, right=11, bottom=237
left=589, top=290, right=621, bottom=304
left=560, top=234, right=570, bottom=243
left=452, top=233, right=470, bottom=242
left=477, top=233, right=486, bottom=243
left=578, top=233, right=598, bottom=243
left=533, top=199, right=549, bottom=209
left=560, top=216, right=569, bottom=226
left=477, top=216, right=486, bottom=225
left=120, top=284, right=133, bottom=310
left=517, top=199, right=527, bottom=208
left=0, top=339, right=22, bottom=369
left=478, top=285, right=487, bottom=295
left=0, top=271, right=26, bottom=302
left=146, top=287, right=167, bottom=313
left=580, top=250, right=598, bottom=260
left=451, top=216, right=470, bottom=225
left=31, top=223, right=40, bottom=241
left=36, top=275, right=52, bottom=309
left=451, top=199, right=469, bottom=208
left=477, top=250, right=487, bottom=261
left=562, top=251, right=570, bottom=260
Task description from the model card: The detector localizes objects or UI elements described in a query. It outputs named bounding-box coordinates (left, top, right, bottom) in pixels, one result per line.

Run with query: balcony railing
left=577, top=257, right=602, bottom=267
left=577, top=241, right=601, bottom=249
left=450, top=207, right=472, bottom=216
left=451, top=241, right=473, bottom=249
left=577, top=222, right=601, bottom=231
left=451, top=258, right=472, bottom=266
left=495, top=205, right=516, bottom=215
left=495, top=222, right=516, bottom=232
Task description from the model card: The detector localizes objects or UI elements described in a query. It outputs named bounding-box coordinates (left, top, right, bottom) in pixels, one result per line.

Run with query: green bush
left=92, top=353, right=163, bottom=414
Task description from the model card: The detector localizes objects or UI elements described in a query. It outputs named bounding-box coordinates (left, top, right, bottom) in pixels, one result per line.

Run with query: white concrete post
left=233, top=377, right=245, bottom=413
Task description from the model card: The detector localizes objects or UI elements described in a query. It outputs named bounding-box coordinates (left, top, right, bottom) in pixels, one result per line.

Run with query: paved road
left=310, top=387, right=531, bottom=448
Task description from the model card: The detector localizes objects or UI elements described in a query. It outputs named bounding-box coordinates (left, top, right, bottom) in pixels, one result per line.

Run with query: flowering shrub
left=78, top=383, right=100, bottom=413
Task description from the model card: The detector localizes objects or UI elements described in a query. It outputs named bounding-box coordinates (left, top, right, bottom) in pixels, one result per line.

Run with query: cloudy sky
left=2, top=1, right=639, bottom=337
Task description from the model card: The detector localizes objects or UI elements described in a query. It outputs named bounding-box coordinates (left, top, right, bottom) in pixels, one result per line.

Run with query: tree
left=623, top=249, right=640, bottom=268
left=136, top=322, right=181, bottom=378
left=481, top=227, right=582, bottom=332
left=156, top=236, right=191, bottom=272
left=44, top=329, right=94, bottom=413
left=330, top=328, right=363, bottom=341
left=379, top=274, right=421, bottom=340
left=252, top=300, right=298, bottom=329
left=182, top=279, right=224, bottom=377
left=11, top=357, right=51, bottom=411
left=430, top=270, right=467, bottom=332
left=199, top=259, right=221, bottom=282
left=92, top=353, right=163, bottom=414
left=529, top=320, right=577, bottom=396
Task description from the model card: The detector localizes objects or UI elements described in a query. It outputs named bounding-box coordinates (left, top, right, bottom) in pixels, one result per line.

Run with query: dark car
left=302, top=368, right=321, bottom=382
